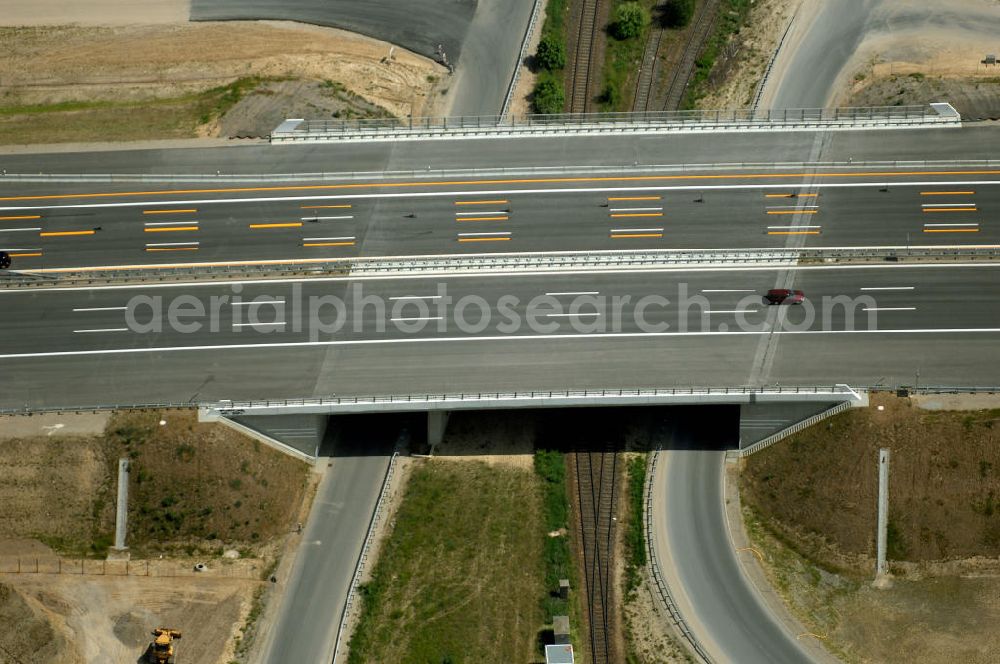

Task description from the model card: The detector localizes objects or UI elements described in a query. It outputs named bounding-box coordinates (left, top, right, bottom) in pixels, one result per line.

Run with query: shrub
left=662, top=0, right=696, bottom=28
left=611, top=2, right=648, bottom=40
left=532, top=74, right=565, bottom=114
left=535, top=31, right=566, bottom=71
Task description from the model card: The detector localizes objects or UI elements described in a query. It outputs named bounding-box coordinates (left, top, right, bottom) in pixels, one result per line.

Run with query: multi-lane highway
left=2, top=125, right=999, bottom=412
left=2, top=263, right=1000, bottom=408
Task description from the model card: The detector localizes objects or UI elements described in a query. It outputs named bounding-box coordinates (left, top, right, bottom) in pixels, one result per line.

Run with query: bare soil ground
left=742, top=393, right=1000, bottom=563
left=739, top=392, right=1000, bottom=663
left=0, top=410, right=311, bottom=663
left=0, top=21, right=445, bottom=144
left=0, top=572, right=254, bottom=664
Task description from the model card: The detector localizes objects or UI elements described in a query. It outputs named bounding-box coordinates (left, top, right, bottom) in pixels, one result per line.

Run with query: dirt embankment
left=742, top=393, right=1000, bottom=568
left=0, top=410, right=312, bottom=664
left=0, top=21, right=447, bottom=143
left=739, top=393, right=1000, bottom=663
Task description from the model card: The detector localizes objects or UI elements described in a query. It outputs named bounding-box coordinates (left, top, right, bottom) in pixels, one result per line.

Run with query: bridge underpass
left=200, top=385, right=864, bottom=459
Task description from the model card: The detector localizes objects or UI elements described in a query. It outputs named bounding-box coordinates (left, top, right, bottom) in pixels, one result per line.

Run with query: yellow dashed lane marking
left=40, top=230, right=95, bottom=237
left=249, top=222, right=303, bottom=229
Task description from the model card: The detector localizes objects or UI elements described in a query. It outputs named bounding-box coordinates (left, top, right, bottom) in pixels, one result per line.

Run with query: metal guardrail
left=499, top=0, right=544, bottom=121
left=2, top=385, right=996, bottom=417
left=215, top=385, right=862, bottom=413
left=270, top=106, right=959, bottom=142
left=750, top=9, right=797, bottom=112
left=5, top=245, right=1000, bottom=289
left=739, top=400, right=856, bottom=457
left=644, top=448, right=713, bottom=663
left=332, top=450, right=398, bottom=664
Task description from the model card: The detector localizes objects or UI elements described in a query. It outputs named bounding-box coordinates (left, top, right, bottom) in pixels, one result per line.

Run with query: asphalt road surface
left=1, top=128, right=998, bottom=271
left=652, top=445, right=815, bottom=663
left=253, top=420, right=394, bottom=664
left=3, top=263, right=1000, bottom=409
left=190, top=0, right=535, bottom=116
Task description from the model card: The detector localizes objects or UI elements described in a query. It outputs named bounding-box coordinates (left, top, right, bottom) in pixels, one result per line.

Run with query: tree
left=535, top=31, right=566, bottom=71
left=611, top=2, right=648, bottom=40
left=662, top=0, right=696, bottom=28
left=532, top=74, right=565, bottom=114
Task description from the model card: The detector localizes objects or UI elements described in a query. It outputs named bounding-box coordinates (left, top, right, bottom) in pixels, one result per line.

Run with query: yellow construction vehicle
left=148, top=628, right=181, bottom=663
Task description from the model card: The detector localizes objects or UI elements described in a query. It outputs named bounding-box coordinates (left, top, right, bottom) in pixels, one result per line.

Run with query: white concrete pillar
left=427, top=410, right=451, bottom=452
left=875, top=448, right=890, bottom=581
left=113, top=459, right=129, bottom=551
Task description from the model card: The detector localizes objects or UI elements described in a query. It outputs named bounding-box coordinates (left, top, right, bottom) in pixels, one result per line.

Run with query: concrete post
left=875, top=448, right=890, bottom=583
left=113, top=459, right=129, bottom=551
left=427, top=410, right=451, bottom=452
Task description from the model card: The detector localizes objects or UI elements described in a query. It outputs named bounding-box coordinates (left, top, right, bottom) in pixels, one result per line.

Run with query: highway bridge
left=3, top=114, right=998, bottom=664
left=2, top=121, right=999, bottom=416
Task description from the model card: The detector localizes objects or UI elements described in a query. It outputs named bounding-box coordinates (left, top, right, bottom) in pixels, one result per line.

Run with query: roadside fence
left=0, top=556, right=260, bottom=579
left=269, top=105, right=959, bottom=143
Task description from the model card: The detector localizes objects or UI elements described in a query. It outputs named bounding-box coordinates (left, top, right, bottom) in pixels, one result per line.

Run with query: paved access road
left=652, top=444, right=816, bottom=663
left=3, top=263, right=1000, bottom=409
left=253, top=422, right=393, bottom=664
left=1, top=127, right=998, bottom=271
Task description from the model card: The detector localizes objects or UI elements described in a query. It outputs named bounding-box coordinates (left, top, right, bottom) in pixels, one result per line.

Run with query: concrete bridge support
left=427, top=410, right=451, bottom=452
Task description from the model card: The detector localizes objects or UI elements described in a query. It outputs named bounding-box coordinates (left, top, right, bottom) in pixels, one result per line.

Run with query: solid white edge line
left=546, top=291, right=601, bottom=296
left=543, top=312, right=602, bottom=317
left=231, top=300, right=285, bottom=306
left=701, top=289, right=755, bottom=293
left=859, top=287, right=915, bottom=291
left=0, top=228, right=42, bottom=232
left=862, top=307, right=916, bottom=311
left=923, top=223, right=979, bottom=227
left=388, top=295, right=443, bottom=300
left=11, top=327, right=1000, bottom=360
left=144, top=221, right=200, bottom=226
left=609, top=228, right=664, bottom=233
left=766, top=226, right=822, bottom=229
left=300, top=216, right=354, bottom=220
left=454, top=211, right=507, bottom=216
left=145, top=242, right=200, bottom=247
left=608, top=207, right=663, bottom=212
left=301, top=237, right=356, bottom=241
left=920, top=203, right=976, bottom=207
left=457, top=232, right=512, bottom=237
left=703, top=309, right=759, bottom=314
left=5, top=179, right=1000, bottom=212
left=232, top=321, right=286, bottom=327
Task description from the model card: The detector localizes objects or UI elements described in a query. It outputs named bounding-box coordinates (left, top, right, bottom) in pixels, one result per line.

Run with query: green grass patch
left=347, top=462, right=545, bottom=664
left=0, top=76, right=266, bottom=145
left=600, top=0, right=656, bottom=111
left=623, top=454, right=647, bottom=596
left=682, top=0, right=753, bottom=109
left=532, top=0, right=569, bottom=112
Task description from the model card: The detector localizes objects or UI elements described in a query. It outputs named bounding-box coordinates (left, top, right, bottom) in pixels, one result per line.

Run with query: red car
left=765, top=289, right=805, bottom=305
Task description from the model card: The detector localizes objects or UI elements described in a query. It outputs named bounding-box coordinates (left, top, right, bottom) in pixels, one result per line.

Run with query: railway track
left=574, top=451, right=618, bottom=664
left=631, top=22, right=664, bottom=112
left=661, top=0, right=722, bottom=110
left=567, top=0, right=602, bottom=113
